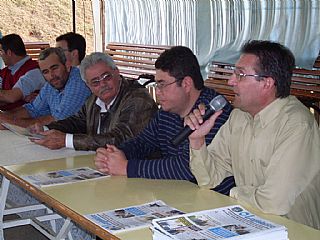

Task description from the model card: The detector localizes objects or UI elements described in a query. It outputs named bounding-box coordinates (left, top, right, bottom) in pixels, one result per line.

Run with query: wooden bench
left=105, top=42, right=171, bottom=80
left=24, top=42, right=50, bottom=61
left=205, top=60, right=320, bottom=122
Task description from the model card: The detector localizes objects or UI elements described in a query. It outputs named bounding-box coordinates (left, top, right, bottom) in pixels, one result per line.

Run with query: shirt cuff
left=230, top=187, right=238, bottom=198
left=65, top=133, right=74, bottom=149
left=126, top=160, right=139, bottom=178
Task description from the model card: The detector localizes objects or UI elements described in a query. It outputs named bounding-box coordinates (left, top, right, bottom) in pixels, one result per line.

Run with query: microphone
left=171, top=95, right=227, bottom=146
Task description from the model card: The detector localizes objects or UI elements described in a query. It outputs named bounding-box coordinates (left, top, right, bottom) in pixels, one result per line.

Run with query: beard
left=48, top=76, right=66, bottom=90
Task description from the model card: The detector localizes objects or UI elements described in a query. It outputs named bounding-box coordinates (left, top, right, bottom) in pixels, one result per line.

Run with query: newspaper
left=85, top=200, right=185, bottom=233
left=1, top=122, right=44, bottom=139
left=22, top=167, right=109, bottom=187
left=151, top=205, right=288, bottom=240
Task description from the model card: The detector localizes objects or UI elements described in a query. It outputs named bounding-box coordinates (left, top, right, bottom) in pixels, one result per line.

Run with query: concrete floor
left=4, top=225, right=49, bottom=240
left=3, top=215, right=48, bottom=240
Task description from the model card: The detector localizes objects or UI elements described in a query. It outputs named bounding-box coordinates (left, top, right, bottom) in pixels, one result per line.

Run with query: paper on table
left=1, top=122, right=44, bottom=139
left=22, top=167, right=110, bottom=188
left=86, top=200, right=185, bottom=233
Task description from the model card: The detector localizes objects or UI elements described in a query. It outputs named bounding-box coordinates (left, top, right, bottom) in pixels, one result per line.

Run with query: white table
left=0, top=130, right=94, bottom=165
left=1, top=155, right=319, bottom=240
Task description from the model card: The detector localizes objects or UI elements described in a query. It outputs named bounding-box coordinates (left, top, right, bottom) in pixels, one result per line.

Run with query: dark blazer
left=47, top=77, right=158, bottom=151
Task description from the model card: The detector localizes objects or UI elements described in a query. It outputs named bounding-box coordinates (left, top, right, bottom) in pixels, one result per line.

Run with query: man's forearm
left=0, top=89, right=23, bottom=103
left=189, top=137, right=205, bottom=150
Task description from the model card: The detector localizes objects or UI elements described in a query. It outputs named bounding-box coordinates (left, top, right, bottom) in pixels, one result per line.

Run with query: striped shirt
left=121, top=87, right=233, bottom=181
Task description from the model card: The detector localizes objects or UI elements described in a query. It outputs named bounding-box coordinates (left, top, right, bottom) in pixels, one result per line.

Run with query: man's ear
left=263, top=76, right=276, bottom=90
left=6, top=49, right=12, bottom=56
left=70, top=49, right=79, bottom=61
left=182, top=76, right=193, bottom=92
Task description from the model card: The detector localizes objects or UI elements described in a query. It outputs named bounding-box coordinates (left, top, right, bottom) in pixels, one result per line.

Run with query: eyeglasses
left=150, top=80, right=178, bottom=90
left=57, top=47, right=70, bottom=52
left=89, top=72, right=113, bottom=87
left=233, top=70, right=268, bottom=82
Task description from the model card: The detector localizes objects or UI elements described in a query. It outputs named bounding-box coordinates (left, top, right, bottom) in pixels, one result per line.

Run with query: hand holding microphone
left=171, top=95, right=227, bottom=146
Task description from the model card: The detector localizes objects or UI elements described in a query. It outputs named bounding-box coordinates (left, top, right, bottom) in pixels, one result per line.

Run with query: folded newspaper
left=151, top=205, right=288, bottom=240
left=1, top=122, right=44, bottom=139
left=85, top=200, right=185, bottom=233
left=22, top=167, right=109, bottom=187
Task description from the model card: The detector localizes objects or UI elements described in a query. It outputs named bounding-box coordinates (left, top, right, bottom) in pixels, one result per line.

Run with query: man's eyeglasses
left=233, top=70, right=268, bottom=82
left=89, top=72, right=113, bottom=87
left=149, top=80, right=178, bottom=90
left=57, top=47, right=70, bottom=52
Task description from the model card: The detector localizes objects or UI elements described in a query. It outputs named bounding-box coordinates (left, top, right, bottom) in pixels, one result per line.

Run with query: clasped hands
left=95, top=144, right=128, bottom=176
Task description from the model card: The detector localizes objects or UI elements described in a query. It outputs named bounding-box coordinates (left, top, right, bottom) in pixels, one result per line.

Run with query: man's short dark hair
left=39, top=47, right=67, bottom=65
left=155, top=46, right=204, bottom=90
left=0, top=34, right=26, bottom=56
left=241, top=40, right=295, bottom=98
left=56, top=32, right=86, bottom=62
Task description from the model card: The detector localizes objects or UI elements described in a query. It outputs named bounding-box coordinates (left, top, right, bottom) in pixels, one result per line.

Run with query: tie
left=99, top=112, right=110, bottom=134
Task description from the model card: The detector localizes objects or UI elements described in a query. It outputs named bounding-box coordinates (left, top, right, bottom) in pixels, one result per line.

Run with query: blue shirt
left=120, top=87, right=233, bottom=180
left=24, top=67, right=91, bottom=120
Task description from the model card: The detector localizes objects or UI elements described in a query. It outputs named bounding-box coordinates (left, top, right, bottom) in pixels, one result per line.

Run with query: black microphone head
left=209, top=95, right=227, bottom=111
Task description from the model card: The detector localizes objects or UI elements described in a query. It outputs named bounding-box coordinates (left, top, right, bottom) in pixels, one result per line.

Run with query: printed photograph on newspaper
left=86, top=200, right=185, bottom=233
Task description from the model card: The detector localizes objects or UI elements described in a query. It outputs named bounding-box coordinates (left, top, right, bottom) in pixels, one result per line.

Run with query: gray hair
left=39, top=47, right=67, bottom=65
left=79, top=52, right=117, bottom=82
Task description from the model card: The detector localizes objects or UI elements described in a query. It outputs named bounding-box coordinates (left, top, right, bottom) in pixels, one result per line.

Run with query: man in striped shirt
left=95, top=46, right=235, bottom=194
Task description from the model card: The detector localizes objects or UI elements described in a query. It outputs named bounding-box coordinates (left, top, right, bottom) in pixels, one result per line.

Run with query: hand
left=95, top=145, right=128, bottom=176
left=184, top=104, right=223, bottom=149
left=0, top=123, right=6, bottom=130
left=0, top=113, right=12, bottom=123
left=29, top=129, right=66, bottom=149
left=0, top=113, right=12, bottom=130
left=28, top=123, right=45, bottom=134
left=95, top=147, right=109, bottom=173
left=24, top=92, right=38, bottom=103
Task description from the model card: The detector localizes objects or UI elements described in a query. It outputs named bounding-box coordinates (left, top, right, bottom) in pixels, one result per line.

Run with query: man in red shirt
left=0, top=34, right=45, bottom=110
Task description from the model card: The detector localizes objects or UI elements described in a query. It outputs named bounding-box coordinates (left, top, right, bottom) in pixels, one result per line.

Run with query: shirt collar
left=95, top=96, right=117, bottom=113
left=254, top=97, right=290, bottom=127
left=9, top=56, right=31, bottom=74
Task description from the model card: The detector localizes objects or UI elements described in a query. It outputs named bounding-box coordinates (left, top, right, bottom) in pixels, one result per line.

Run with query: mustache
left=99, top=86, right=113, bottom=95
left=49, top=76, right=60, bottom=83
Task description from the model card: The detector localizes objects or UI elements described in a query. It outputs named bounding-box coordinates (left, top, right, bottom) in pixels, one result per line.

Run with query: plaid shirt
left=24, top=67, right=91, bottom=120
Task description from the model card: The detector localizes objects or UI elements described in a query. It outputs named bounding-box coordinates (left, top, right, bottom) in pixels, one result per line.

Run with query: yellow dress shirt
left=190, top=96, right=320, bottom=229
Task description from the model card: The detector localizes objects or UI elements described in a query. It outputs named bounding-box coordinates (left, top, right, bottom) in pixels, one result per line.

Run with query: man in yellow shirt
left=186, top=40, right=320, bottom=229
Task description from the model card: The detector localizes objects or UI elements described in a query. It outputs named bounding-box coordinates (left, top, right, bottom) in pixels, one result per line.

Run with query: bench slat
left=106, top=42, right=171, bottom=80
left=107, top=42, right=171, bottom=50
left=111, top=57, right=155, bottom=66
left=106, top=49, right=161, bottom=60
left=115, top=61, right=156, bottom=71
left=107, top=45, right=168, bottom=54
left=24, top=42, right=50, bottom=61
